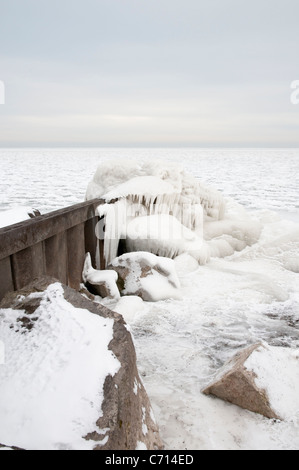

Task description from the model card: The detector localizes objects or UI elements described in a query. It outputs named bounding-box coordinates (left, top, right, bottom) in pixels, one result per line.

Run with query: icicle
left=99, top=199, right=128, bottom=267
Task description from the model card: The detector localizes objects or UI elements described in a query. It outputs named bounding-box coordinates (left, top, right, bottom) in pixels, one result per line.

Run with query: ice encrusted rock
left=0, top=277, right=163, bottom=450
left=87, top=159, right=262, bottom=267
left=107, top=251, right=181, bottom=301
left=202, top=343, right=299, bottom=420
left=83, top=253, right=120, bottom=300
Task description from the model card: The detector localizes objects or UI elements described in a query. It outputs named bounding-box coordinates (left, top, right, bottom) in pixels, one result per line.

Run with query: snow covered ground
left=0, top=148, right=299, bottom=450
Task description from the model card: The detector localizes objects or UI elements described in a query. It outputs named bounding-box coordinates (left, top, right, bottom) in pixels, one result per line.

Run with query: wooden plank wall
left=0, top=199, right=104, bottom=301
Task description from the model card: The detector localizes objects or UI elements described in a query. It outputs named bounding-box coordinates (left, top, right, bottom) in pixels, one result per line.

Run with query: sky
left=0, top=0, right=299, bottom=147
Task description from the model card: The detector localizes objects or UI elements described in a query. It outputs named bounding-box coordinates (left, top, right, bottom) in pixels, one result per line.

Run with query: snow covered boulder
left=202, top=343, right=299, bottom=420
left=107, top=252, right=181, bottom=302
left=83, top=253, right=120, bottom=300
left=0, top=277, right=163, bottom=450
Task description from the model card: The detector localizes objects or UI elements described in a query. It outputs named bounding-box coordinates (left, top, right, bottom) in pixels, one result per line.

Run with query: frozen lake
left=0, top=147, right=299, bottom=450
left=0, top=148, right=299, bottom=222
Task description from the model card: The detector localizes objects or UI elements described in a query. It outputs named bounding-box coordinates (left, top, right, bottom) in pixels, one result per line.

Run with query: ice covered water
left=0, top=340, right=5, bottom=365
left=0, top=148, right=299, bottom=450
left=0, top=148, right=299, bottom=220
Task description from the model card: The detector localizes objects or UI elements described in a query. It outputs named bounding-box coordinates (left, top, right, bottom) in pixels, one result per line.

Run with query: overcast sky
left=0, top=0, right=299, bottom=147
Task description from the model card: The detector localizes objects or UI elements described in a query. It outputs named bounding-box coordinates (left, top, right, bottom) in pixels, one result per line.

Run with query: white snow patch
left=133, top=378, right=139, bottom=396
left=150, top=408, right=156, bottom=425
left=103, top=175, right=176, bottom=201
left=0, top=283, right=120, bottom=450
left=113, top=296, right=145, bottom=324
left=0, top=207, right=37, bottom=229
left=174, top=253, right=199, bottom=276
left=142, top=407, right=148, bottom=436
left=244, top=345, right=299, bottom=421
left=111, top=252, right=181, bottom=302
left=135, top=441, right=148, bottom=450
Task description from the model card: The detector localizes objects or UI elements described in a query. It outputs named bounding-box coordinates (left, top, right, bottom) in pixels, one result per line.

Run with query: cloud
left=0, top=0, right=299, bottom=146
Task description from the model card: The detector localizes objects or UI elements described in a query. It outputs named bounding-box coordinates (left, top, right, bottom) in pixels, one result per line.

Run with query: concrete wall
left=0, top=199, right=104, bottom=301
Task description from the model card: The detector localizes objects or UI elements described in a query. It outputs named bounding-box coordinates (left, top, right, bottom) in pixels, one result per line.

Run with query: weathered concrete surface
left=202, top=343, right=281, bottom=420
left=0, top=277, right=163, bottom=450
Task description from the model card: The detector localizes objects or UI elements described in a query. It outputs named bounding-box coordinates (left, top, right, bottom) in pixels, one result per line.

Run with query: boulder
left=83, top=253, right=120, bottom=300
left=107, top=251, right=181, bottom=301
left=0, top=277, right=163, bottom=450
left=202, top=343, right=281, bottom=420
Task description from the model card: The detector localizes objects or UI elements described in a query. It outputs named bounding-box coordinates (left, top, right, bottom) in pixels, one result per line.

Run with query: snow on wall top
left=0, top=207, right=36, bottom=229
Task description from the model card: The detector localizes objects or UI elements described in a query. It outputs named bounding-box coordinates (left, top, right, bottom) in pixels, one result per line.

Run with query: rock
left=83, top=253, right=120, bottom=300
left=202, top=343, right=281, bottom=420
left=0, top=276, right=163, bottom=450
left=107, top=251, right=181, bottom=301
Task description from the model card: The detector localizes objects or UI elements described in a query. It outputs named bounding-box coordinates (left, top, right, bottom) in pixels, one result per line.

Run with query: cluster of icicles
left=86, top=161, right=229, bottom=265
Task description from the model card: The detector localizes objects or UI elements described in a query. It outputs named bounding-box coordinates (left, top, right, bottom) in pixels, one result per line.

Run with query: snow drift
left=86, top=159, right=262, bottom=266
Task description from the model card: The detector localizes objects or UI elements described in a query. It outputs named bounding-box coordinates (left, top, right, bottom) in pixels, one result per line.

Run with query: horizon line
left=0, top=144, right=299, bottom=150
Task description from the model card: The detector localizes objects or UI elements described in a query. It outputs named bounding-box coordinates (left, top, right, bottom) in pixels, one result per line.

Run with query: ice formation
left=110, top=251, right=181, bottom=302
left=86, top=159, right=262, bottom=267
left=83, top=253, right=120, bottom=300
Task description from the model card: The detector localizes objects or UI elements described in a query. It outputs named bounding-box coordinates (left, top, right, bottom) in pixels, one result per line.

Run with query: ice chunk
left=86, top=159, right=263, bottom=266
left=126, top=214, right=210, bottom=265
left=110, top=251, right=182, bottom=301
left=174, top=253, right=200, bottom=275
left=83, top=253, right=120, bottom=300
left=102, top=176, right=177, bottom=202
left=113, top=296, right=145, bottom=324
